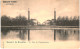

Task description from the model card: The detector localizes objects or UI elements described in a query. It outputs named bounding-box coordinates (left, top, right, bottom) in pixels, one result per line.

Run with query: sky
left=1, top=0, right=79, bottom=23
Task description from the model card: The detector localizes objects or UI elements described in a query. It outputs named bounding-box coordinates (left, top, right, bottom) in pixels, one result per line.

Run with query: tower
left=54, top=8, right=56, bottom=21
left=28, top=8, right=30, bottom=21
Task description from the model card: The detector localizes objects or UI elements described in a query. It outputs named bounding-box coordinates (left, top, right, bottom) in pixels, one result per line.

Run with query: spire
left=54, top=8, right=56, bottom=21
left=28, top=8, right=30, bottom=21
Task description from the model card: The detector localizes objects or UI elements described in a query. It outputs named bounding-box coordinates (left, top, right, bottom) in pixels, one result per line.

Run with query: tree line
left=1, top=15, right=79, bottom=26
left=49, top=16, right=79, bottom=26
left=1, top=15, right=35, bottom=26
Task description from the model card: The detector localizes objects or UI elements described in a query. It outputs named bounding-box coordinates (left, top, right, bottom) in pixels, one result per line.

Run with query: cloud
left=2, top=0, right=79, bottom=23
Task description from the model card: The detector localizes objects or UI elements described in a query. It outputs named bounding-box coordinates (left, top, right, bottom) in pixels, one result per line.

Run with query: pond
left=1, top=28, right=79, bottom=41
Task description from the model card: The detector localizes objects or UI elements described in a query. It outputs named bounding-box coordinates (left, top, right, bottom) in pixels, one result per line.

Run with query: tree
left=1, top=15, right=11, bottom=26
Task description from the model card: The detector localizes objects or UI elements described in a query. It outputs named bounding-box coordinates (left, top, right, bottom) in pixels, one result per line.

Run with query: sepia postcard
left=1, top=0, right=80, bottom=49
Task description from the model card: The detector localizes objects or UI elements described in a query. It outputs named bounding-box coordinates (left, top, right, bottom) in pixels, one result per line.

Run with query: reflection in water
left=18, top=30, right=27, bottom=40
left=30, top=30, right=54, bottom=41
left=28, top=29, right=30, bottom=41
left=56, top=30, right=69, bottom=40
left=54, top=29, right=56, bottom=41
left=1, top=28, right=79, bottom=41
left=55, top=29, right=79, bottom=41
left=1, top=28, right=10, bottom=36
left=1, top=28, right=28, bottom=40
